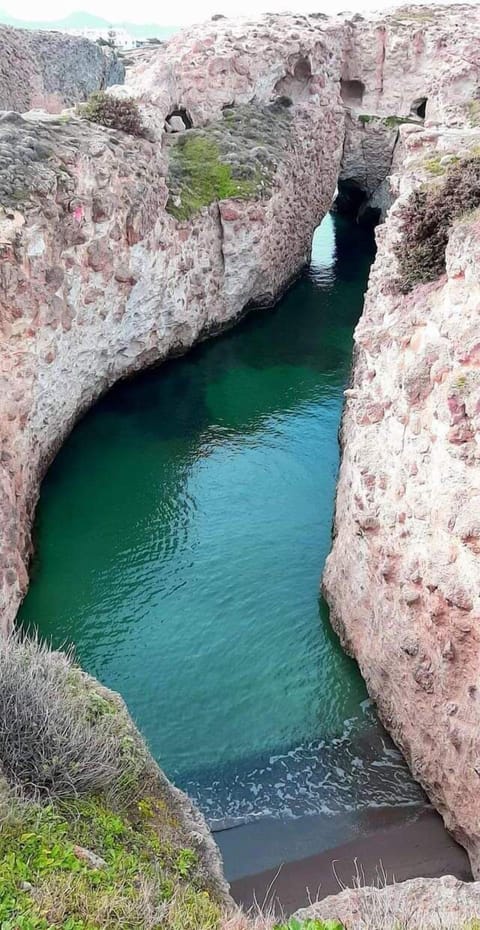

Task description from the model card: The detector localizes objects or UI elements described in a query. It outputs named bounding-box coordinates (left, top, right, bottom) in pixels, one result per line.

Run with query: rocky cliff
left=324, top=121, right=480, bottom=875
left=2, top=1, right=480, bottom=897
left=0, top=26, right=124, bottom=112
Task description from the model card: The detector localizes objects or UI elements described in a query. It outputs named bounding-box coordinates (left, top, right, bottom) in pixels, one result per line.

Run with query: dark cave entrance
left=165, top=107, right=193, bottom=131
left=334, top=179, right=381, bottom=228
left=340, top=79, right=365, bottom=106
left=411, top=96, right=427, bottom=119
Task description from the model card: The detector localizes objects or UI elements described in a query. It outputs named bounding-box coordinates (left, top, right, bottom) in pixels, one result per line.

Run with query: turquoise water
left=20, top=215, right=423, bottom=828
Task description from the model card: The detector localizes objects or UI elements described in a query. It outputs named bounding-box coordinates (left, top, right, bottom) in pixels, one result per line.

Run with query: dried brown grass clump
left=395, top=156, right=480, bottom=292
left=81, top=90, right=146, bottom=136
left=0, top=633, right=141, bottom=802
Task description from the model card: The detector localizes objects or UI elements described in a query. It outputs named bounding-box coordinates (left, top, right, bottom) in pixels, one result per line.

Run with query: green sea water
left=20, top=214, right=424, bottom=829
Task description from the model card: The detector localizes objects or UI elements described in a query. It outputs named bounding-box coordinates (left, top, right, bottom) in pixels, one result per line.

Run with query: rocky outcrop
left=0, top=18, right=347, bottom=633
left=0, top=26, right=124, bottom=112
left=2, top=2, right=480, bottom=885
left=295, top=875, right=480, bottom=928
left=324, top=122, right=480, bottom=877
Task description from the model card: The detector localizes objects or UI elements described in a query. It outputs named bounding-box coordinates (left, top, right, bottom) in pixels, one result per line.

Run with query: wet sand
left=227, top=807, right=471, bottom=916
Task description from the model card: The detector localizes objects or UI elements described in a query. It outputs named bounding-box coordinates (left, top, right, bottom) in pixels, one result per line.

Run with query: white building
left=64, top=27, right=140, bottom=50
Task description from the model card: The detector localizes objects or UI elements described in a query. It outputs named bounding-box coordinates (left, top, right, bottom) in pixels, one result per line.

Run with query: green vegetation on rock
left=467, top=99, right=480, bottom=128
left=166, top=102, right=292, bottom=220
left=390, top=6, right=436, bottom=22
left=0, top=797, right=219, bottom=930
left=0, top=636, right=223, bottom=930
left=358, top=114, right=419, bottom=128
left=273, top=920, right=344, bottom=930
left=423, top=156, right=446, bottom=177
left=79, top=91, right=147, bottom=137
left=166, top=136, right=260, bottom=221
left=395, top=155, right=480, bottom=292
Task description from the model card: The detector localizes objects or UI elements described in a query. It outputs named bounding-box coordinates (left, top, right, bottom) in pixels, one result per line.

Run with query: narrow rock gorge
left=2, top=3, right=480, bottom=918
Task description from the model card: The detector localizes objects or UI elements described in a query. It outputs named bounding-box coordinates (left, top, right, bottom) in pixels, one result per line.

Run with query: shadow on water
left=20, top=213, right=426, bottom=875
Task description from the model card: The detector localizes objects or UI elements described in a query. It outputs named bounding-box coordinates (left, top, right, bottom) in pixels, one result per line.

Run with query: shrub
left=395, top=155, right=480, bottom=292
left=0, top=633, right=140, bottom=802
left=81, top=91, right=146, bottom=137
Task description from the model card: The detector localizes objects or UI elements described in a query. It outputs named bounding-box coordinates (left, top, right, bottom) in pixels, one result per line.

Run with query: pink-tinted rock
left=324, top=122, right=480, bottom=877
left=2, top=3, right=480, bottom=887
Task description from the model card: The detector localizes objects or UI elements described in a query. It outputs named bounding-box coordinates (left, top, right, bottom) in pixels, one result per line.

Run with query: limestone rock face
left=0, top=20, right=347, bottom=632
left=295, top=875, right=480, bottom=929
left=2, top=3, right=480, bottom=879
left=0, top=26, right=124, bottom=113
left=324, top=123, right=480, bottom=875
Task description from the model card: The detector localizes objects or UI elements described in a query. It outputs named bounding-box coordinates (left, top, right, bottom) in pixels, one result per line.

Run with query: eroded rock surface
left=2, top=3, right=480, bottom=881
left=324, top=122, right=480, bottom=876
left=296, top=875, right=480, bottom=928
left=0, top=26, right=124, bottom=112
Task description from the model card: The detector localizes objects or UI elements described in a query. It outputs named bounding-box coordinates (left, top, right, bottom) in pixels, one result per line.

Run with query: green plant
left=423, top=156, right=445, bottom=176
left=273, top=920, right=344, bottom=930
left=395, top=155, right=480, bottom=291
left=0, top=636, right=223, bottom=929
left=167, top=135, right=260, bottom=220
left=80, top=91, right=146, bottom=137
left=169, top=888, right=220, bottom=930
left=175, top=848, right=197, bottom=877
left=0, top=794, right=219, bottom=930
left=382, top=115, right=417, bottom=128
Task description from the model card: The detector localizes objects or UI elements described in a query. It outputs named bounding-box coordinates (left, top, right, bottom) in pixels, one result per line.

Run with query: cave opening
left=334, top=179, right=381, bottom=228
left=411, top=96, right=427, bottom=119
left=165, top=107, right=193, bottom=132
left=273, top=56, right=313, bottom=103
left=340, top=78, right=365, bottom=105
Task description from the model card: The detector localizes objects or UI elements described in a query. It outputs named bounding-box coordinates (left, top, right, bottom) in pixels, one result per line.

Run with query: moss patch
left=166, top=136, right=260, bottom=221
left=423, top=156, right=446, bottom=176
left=166, top=102, right=291, bottom=220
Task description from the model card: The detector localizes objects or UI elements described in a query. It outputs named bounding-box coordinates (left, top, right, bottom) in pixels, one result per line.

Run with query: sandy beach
left=226, top=808, right=471, bottom=916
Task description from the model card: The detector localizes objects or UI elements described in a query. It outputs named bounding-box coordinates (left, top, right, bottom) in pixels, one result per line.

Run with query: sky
left=0, top=0, right=464, bottom=26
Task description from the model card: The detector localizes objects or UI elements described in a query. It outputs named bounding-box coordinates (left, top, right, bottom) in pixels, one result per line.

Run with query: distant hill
left=0, top=9, right=179, bottom=39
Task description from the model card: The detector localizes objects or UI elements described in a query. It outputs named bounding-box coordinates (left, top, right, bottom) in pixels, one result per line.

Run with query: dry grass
left=221, top=905, right=277, bottom=930
left=0, top=632, right=142, bottom=803
left=33, top=870, right=169, bottom=930
left=221, top=862, right=480, bottom=930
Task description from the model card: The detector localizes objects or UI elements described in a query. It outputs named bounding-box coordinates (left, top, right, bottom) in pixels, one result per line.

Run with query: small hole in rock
left=165, top=108, right=193, bottom=132
left=340, top=79, right=365, bottom=105
left=411, top=97, right=427, bottom=119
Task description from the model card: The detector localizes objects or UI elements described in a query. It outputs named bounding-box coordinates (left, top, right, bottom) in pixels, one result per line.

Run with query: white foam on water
left=182, top=700, right=426, bottom=828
